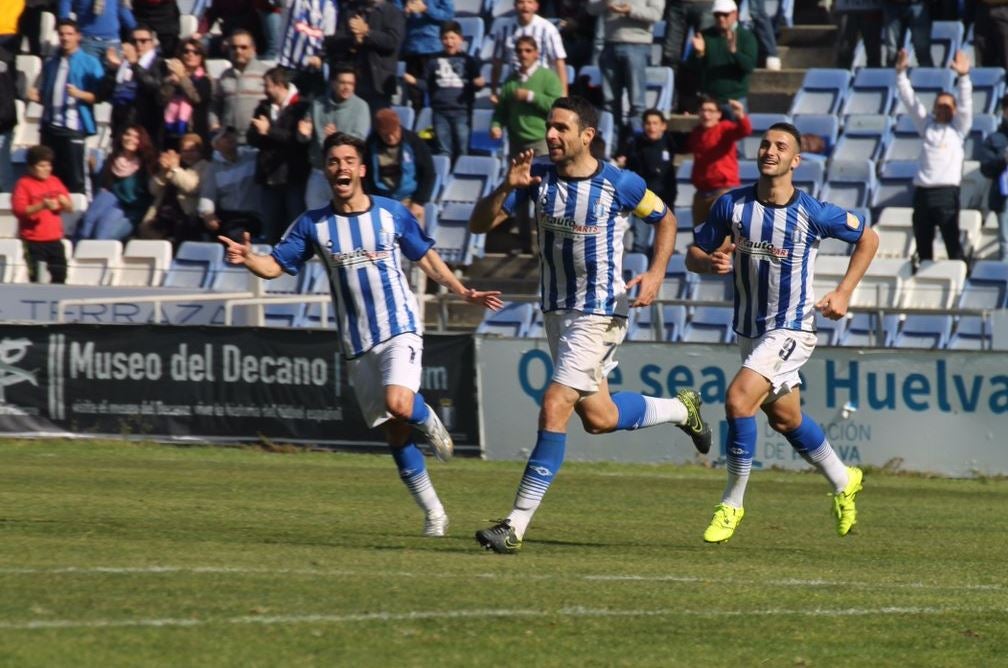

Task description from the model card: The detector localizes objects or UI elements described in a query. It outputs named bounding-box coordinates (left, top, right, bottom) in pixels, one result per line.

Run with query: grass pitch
left=0, top=439, right=1005, bottom=667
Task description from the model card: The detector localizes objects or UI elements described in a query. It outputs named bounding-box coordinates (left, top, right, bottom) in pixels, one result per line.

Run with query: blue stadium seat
left=890, top=314, right=953, bottom=349
left=793, top=159, right=825, bottom=197
left=163, top=241, right=223, bottom=289
left=693, top=273, right=733, bottom=302
left=841, top=69, right=897, bottom=116
left=629, top=215, right=655, bottom=254
left=661, top=254, right=695, bottom=300
left=792, top=113, right=839, bottom=153
left=882, top=114, right=923, bottom=162
left=597, top=111, right=616, bottom=160
left=453, top=0, right=485, bottom=16
left=630, top=304, right=688, bottom=342
left=952, top=260, right=1008, bottom=349
left=430, top=154, right=451, bottom=202
left=476, top=301, right=535, bottom=337
left=895, top=68, right=956, bottom=115
left=623, top=252, right=649, bottom=299
left=434, top=202, right=476, bottom=265
left=644, top=66, right=675, bottom=112
left=814, top=310, right=847, bottom=346
left=821, top=159, right=877, bottom=209
left=456, top=16, right=484, bottom=56
left=739, top=161, right=759, bottom=184
left=469, top=108, right=505, bottom=156
left=676, top=160, right=695, bottom=208
left=682, top=306, right=736, bottom=343
left=440, top=155, right=499, bottom=204
left=740, top=112, right=788, bottom=160
left=838, top=313, right=899, bottom=348
left=871, top=160, right=918, bottom=208
left=929, top=21, right=964, bottom=69
left=970, top=67, right=1006, bottom=114
left=788, top=69, right=852, bottom=116
left=833, top=114, right=892, bottom=163
left=651, top=19, right=666, bottom=66
left=415, top=106, right=432, bottom=132
left=391, top=105, right=415, bottom=133
left=967, top=113, right=999, bottom=160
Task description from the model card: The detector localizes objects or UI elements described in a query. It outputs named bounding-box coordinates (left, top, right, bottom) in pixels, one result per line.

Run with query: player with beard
left=469, top=96, right=712, bottom=554
left=686, top=122, right=879, bottom=543
left=219, top=132, right=503, bottom=537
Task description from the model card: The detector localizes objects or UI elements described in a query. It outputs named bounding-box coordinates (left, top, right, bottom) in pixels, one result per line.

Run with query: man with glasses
left=685, top=0, right=756, bottom=110
left=103, top=24, right=166, bottom=145
left=211, top=29, right=270, bottom=146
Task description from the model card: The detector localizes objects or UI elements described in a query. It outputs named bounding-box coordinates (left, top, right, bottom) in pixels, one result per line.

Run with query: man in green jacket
left=491, top=36, right=564, bottom=157
left=687, top=0, right=757, bottom=108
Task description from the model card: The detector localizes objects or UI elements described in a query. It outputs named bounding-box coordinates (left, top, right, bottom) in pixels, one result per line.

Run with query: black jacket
left=246, top=97, right=312, bottom=186
left=325, top=0, right=405, bottom=103
left=0, top=56, right=16, bottom=135
left=978, top=116, right=1008, bottom=212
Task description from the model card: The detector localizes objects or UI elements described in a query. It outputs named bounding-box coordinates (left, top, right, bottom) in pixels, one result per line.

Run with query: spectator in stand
left=257, top=0, right=283, bottom=60
left=401, top=0, right=456, bottom=112
left=835, top=5, right=883, bottom=69
left=59, top=0, right=136, bottom=64
left=192, top=0, right=262, bottom=59
left=748, top=0, right=780, bottom=70
left=11, top=145, right=72, bottom=283
left=275, top=0, right=338, bottom=98
left=490, top=0, right=568, bottom=103
left=104, top=24, right=167, bottom=146
left=617, top=109, right=683, bottom=212
left=588, top=0, right=663, bottom=137
left=0, top=49, right=15, bottom=193
left=210, top=30, right=270, bottom=145
left=975, top=0, right=1008, bottom=70
left=16, top=0, right=50, bottom=58
left=138, top=133, right=211, bottom=245
left=896, top=48, right=972, bottom=262
left=132, top=0, right=181, bottom=60
left=686, top=0, right=756, bottom=108
left=29, top=19, right=104, bottom=196
left=247, top=66, right=311, bottom=244
left=160, top=38, right=212, bottom=152
left=687, top=96, right=751, bottom=225
left=882, top=0, right=932, bottom=68
left=75, top=124, right=157, bottom=242
left=303, top=67, right=372, bottom=208
left=551, top=0, right=595, bottom=71
left=364, top=108, right=436, bottom=225
left=325, top=0, right=405, bottom=113
left=978, top=93, right=1008, bottom=261
left=404, top=20, right=484, bottom=165
left=198, top=126, right=264, bottom=242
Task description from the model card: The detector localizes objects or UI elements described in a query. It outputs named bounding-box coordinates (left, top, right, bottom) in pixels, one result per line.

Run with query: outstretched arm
left=414, top=248, right=504, bottom=310
left=218, top=231, right=284, bottom=279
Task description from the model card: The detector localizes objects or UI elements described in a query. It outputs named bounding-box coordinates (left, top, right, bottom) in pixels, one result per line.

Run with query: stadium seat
left=871, top=160, right=918, bottom=208
left=622, top=252, right=649, bottom=299
left=630, top=304, right=687, bottom=342
left=675, top=160, right=695, bottom=209
left=643, top=66, right=675, bottom=112
left=456, top=16, right=485, bottom=56
left=894, top=68, right=956, bottom=115
left=661, top=254, right=695, bottom=300
left=832, top=114, right=892, bottom=163
left=740, top=113, right=788, bottom=160
left=856, top=258, right=912, bottom=308
left=950, top=261, right=1008, bottom=349
left=739, top=161, right=760, bottom=184
left=821, top=159, right=877, bottom=209
left=838, top=312, right=899, bottom=348
left=899, top=259, right=967, bottom=309
left=789, top=69, right=851, bottom=116
left=440, top=155, right=499, bottom=204
left=873, top=207, right=916, bottom=258
left=841, top=69, right=897, bottom=116
left=116, top=239, right=172, bottom=286
left=469, top=108, right=504, bottom=156
left=812, top=254, right=852, bottom=303
left=597, top=111, right=616, bottom=160
left=179, top=13, right=198, bottom=39
left=650, top=20, right=666, bottom=66
left=476, top=301, right=535, bottom=337
left=391, top=105, right=416, bottom=133
left=817, top=236, right=852, bottom=256
left=209, top=261, right=255, bottom=292
left=929, top=21, right=965, bottom=69
left=883, top=114, right=924, bottom=162
left=682, top=306, right=736, bottom=343
left=0, top=193, right=14, bottom=238
left=0, top=238, right=28, bottom=283
left=163, top=241, right=224, bottom=289
left=932, top=209, right=984, bottom=260
left=813, top=310, right=847, bottom=347
left=693, top=272, right=733, bottom=302
left=793, top=159, right=824, bottom=197
left=14, top=54, right=42, bottom=100
left=453, top=0, right=485, bottom=16
left=792, top=114, right=839, bottom=154
left=966, top=114, right=999, bottom=160
left=890, top=314, right=953, bottom=349
left=525, top=308, right=545, bottom=338
left=66, top=239, right=122, bottom=286
left=431, top=202, right=474, bottom=265
left=970, top=67, right=1006, bottom=114
left=205, top=58, right=230, bottom=80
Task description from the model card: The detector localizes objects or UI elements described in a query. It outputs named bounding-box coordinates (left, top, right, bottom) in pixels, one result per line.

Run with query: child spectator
left=618, top=109, right=683, bottom=210
left=687, top=95, right=751, bottom=225
left=11, top=145, right=73, bottom=284
left=403, top=20, right=485, bottom=165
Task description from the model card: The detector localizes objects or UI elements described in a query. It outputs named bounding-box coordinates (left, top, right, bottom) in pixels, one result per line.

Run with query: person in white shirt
left=896, top=48, right=972, bottom=262
left=490, top=0, right=568, bottom=102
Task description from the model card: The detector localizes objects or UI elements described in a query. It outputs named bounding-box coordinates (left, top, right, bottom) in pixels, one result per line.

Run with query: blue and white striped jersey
left=278, top=0, right=338, bottom=70
left=271, top=196, right=434, bottom=359
left=694, top=186, right=865, bottom=338
left=505, top=161, right=667, bottom=317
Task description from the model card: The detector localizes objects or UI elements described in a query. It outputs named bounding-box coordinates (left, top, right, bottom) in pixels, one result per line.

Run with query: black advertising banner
left=0, top=325, right=479, bottom=452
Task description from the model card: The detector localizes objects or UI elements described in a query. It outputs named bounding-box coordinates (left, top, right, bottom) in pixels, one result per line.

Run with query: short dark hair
left=696, top=94, right=720, bottom=110
left=551, top=95, right=599, bottom=132
left=264, top=66, right=290, bottom=87
left=132, top=23, right=156, bottom=38
left=440, top=19, right=462, bottom=36
left=229, top=29, right=255, bottom=44
left=641, top=108, right=665, bottom=124
left=331, top=65, right=356, bottom=80
left=514, top=35, right=538, bottom=51
left=56, top=18, right=79, bottom=32
left=27, top=144, right=55, bottom=166
left=765, top=121, right=802, bottom=150
left=323, top=132, right=366, bottom=159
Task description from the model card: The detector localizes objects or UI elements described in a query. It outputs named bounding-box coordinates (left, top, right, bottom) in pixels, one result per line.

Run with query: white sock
left=639, top=395, right=688, bottom=428
left=721, top=472, right=749, bottom=508
left=401, top=470, right=444, bottom=516
left=800, top=443, right=850, bottom=492
left=507, top=507, right=535, bottom=539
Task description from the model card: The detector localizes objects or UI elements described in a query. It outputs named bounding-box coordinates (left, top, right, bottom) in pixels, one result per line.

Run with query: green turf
left=0, top=439, right=1005, bottom=667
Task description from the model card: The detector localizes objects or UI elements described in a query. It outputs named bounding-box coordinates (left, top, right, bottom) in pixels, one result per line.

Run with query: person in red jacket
left=687, top=96, right=751, bottom=226
left=11, top=145, right=73, bottom=283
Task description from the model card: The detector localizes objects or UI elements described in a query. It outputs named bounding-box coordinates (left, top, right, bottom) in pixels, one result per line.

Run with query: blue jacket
left=978, top=117, right=1008, bottom=212
left=59, top=0, right=136, bottom=39
left=402, top=0, right=455, bottom=56
left=40, top=49, right=105, bottom=136
left=365, top=129, right=436, bottom=203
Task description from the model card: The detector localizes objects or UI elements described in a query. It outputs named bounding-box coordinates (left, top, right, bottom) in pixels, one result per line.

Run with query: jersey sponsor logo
left=539, top=213, right=600, bottom=236
left=330, top=248, right=391, bottom=267
left=736, top=237, right=788, bottom=260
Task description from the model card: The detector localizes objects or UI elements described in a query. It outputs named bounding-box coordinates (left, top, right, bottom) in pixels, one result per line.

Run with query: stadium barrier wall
left=475, top=337, right=1008, bottom=476
left=0, top=325, right=478, bottom=453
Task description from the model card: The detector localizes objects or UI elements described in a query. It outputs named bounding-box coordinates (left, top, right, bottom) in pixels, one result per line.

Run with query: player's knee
left=725, top=390, right=757, bottom=419
left=579, top=414, right=616, bottom=435
left=385, top=395, right=414, bottom=421
left=766, top=413, right=801, bottom=434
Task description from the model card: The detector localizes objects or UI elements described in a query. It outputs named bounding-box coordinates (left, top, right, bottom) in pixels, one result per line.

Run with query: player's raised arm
left=469, top=149, right=541, bottom=234
left=816, top=218, right=879, bottom=320
left=414, top=247, right=504, bottom=311
left=218, top=232, right=284, bottom=279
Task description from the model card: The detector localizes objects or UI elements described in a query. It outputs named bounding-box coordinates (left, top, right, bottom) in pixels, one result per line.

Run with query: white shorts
left=739, top=329, right=817, bottom=403
left=544, top=310, right=627, bottom=393
left=347, top=333, right=424, bottom=427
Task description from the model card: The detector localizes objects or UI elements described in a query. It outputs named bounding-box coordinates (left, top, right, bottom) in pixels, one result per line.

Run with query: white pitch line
left=1, top=605, right=1005, bottom=632
left=0, top=565, right=1002, bottom=593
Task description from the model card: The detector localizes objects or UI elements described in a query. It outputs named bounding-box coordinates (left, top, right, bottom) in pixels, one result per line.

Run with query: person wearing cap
left=198, top=125, right=264, bottom=241
left=686, top=0, right=757, bottom=108
left=363, top=108, right=436, bottom=225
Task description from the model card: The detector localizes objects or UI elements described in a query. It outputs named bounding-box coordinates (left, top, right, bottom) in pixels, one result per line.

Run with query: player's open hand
left=218, top=231, right=252, bottom=265
left=464, top=288, right=504, bottom=311
left=710, top=243, right=735, bottom=274
left=505, top=149, right=542, bottom=190
left=815, top=289, right=850, bottom=320
left=627, top=270, right=661, bottom=307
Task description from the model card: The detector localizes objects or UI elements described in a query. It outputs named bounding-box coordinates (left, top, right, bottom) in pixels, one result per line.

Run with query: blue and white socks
left=407, top=392, right=440, bottom=439
left=611, top=391, right=688, bottom=430
left=391, top=441, right=444, bottom=518
left=784, top=413, right=849, bottom=493
left=722, top=416, right=757, bottom=508
left=507, top=430, right=566, bottom=539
